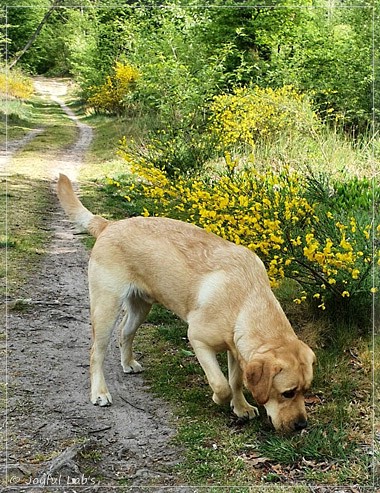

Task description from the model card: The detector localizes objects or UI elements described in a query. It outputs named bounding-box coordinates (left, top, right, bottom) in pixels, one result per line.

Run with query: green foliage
left=306, top=171, right=377, bottom=212
left=3, top=0, right=61, bottom=73
left=100, top=6, right=230, bottom=174
left=199, top=1, right=313, bottom=85
left=194, top=1, right=375, bottom=130
left=0, top=7, right=6, bottom=53
left=44, top=7, right=95, bottom=77
left=67, top=7, right=135, bottom=92
left=261, top=3, right=374, bottom=130
left=2, top=1, right=376, bottom=131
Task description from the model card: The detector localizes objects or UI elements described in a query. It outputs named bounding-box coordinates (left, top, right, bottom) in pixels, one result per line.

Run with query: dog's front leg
left=189, top=338, right=232, bottom=406
left=228, top=351, right=259, bottom=419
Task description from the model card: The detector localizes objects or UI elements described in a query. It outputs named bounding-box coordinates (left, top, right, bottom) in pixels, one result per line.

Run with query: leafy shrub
left=119, top=127, right=215, bottom=178
left=119, top=85, right=319, bottom=176
left=209, top=85, right=319, bottom=152
left=87, top=62, right=140, bottom=115
left=108, top=156, right=379, bottom=322
left=121, top=43, right=227, bottom=174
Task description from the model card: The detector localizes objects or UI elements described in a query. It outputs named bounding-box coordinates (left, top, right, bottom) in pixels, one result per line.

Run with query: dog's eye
left=282, top=389, right=296, bottom=399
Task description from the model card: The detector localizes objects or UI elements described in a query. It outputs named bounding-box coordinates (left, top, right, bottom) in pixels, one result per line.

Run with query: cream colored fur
left=57, top=173, right=316, bottom=432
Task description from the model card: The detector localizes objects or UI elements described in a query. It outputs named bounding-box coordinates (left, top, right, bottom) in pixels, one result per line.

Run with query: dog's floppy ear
left=245, top=356, right=281, bottom=405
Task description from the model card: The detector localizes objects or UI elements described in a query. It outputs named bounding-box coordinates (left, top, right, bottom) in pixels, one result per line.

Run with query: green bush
left=108, top=10, right=232, bottom=174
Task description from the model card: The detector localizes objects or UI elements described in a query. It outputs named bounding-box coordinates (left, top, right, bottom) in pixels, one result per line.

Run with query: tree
left=8, top=0, right=63, bottom=69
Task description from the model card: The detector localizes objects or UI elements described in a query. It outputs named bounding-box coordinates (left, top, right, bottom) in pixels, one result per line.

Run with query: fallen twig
left=3, top=297, right=87, bottom=308
left=119, top=395, right=149, bottom=413
left=88, top=425, right=112, bottom=434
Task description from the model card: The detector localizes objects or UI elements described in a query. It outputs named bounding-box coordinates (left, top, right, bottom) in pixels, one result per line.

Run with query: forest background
left=2, top=0, right=379, bottom=314
left=1, top=0, right=380, bottom=487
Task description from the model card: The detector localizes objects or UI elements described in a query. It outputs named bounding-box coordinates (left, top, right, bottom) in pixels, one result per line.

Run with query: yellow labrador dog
left=57, top=174, right=316, bottom=433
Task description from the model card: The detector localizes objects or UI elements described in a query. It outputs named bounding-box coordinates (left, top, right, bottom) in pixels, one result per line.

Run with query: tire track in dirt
left=0, top=128, right=44, bottom=172
left=3, top=79, right=196, bottom=493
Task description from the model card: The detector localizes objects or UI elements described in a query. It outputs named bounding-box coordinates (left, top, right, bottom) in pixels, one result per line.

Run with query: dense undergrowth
left=102, top=83, right=379, bottom=326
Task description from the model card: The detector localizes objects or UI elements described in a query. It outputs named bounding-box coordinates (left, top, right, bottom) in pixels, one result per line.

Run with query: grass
left=0, top=175, right=53, bottom=299
left=0, top=95, right=76, bottom=144
left=253, top=125, right=375, bottom=179
left=0, top=100, right=36, bottom=141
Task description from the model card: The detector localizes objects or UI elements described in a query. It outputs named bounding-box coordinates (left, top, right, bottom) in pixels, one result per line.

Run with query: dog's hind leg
left=228, top=351, right=258, bottom=419
left=90, top=290, right=122, bottom=407
left=119, top=294, right=152, bottom=374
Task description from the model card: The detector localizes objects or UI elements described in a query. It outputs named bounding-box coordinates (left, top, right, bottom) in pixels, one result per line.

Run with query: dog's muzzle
left=267, top=415, right=308, bottom=433
left=293, top=418, right=308, bottom=431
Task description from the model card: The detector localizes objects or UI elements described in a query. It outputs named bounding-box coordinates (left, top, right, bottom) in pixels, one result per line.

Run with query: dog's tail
left=57, top=174, right=109, bottom=238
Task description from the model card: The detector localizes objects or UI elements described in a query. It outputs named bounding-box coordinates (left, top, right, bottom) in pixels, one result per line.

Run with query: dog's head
left=244, top=340, right=316, bottom=433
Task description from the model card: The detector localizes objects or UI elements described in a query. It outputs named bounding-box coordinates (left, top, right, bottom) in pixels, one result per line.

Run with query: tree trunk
left=8, top=0, right=62, bottom=70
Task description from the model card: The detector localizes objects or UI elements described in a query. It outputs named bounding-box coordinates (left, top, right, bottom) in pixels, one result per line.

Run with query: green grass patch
left=0, top=100, right=36, bottom=141
left=13, top=97, right=77, bottom=151
left=0, top=95, right=75, bottom=144
left=74, top=109, right=135, bottom=220
left=253, top=125, right=374, bottom=179
left=0, top=176, right=53, bottom=299
left=78, top=112, right=132, bottom=180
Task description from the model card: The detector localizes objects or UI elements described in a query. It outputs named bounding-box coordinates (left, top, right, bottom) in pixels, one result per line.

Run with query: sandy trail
left=3, top=79, right=194, bottom=492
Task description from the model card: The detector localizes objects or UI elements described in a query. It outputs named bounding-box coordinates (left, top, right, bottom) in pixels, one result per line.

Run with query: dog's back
left=57, top=173, right=270, bottom=320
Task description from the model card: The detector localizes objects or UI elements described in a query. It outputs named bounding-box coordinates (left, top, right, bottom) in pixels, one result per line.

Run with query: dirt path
left=0, top=129, right=44, bottom=171
left=3, top=79, right=195, bottom=493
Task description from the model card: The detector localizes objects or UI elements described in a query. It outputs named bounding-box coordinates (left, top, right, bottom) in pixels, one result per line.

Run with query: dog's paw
left=232, top=402, right=259, bottom=420
left=212, top=389, right=232, bottom=406
left=122, top=360, right=143, bottom=374
left=91, top=392, right=113, bottom=407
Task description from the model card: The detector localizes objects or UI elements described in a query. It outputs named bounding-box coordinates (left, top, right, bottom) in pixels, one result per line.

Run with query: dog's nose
left=294, top=419, right=308, bottom=431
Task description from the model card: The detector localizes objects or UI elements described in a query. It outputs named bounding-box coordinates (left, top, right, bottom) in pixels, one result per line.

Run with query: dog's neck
left=233, top=292, right=296, bottom=365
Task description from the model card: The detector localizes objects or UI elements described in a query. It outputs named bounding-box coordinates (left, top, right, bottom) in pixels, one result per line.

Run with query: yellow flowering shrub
left=110, top=150, right=379, bottom=314
left=107, top=84, right=378, bottom=318
left=120, top=85, right=317, bottom=176
left=0, top=69, right=34, bottom=99
left=209, top=85, right=318, bottom=152
left=88, top=62, right=140, bottom=114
